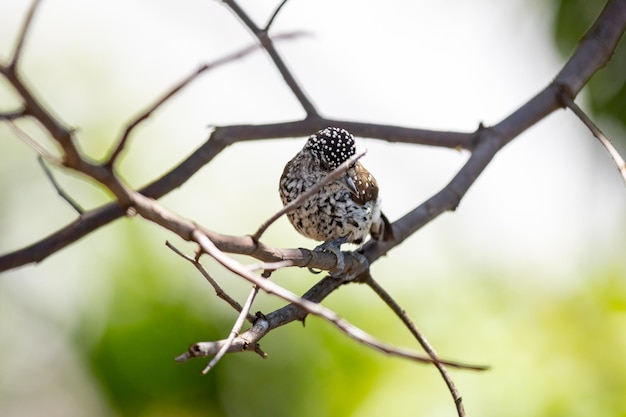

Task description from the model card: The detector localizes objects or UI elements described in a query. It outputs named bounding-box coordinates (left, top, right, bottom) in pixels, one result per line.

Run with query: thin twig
left=264, top=0, right=289, bottom=32
left=166, top=241, right=256, bottom=323
left=37, top=155, right=84, bottom=215
left=193, top=230, right=486, bottom=370
left=223, top=0, right=319, bottom=117
left=559, top=92, right=626, bottom=185
left=203, top=286, right=260, bottom=373
left=7, top=121, right=59, bottom=163
left=366, top=274, right=481, bottom=417
left=105, top=31, right=306, bottom=166
left=176, top=315, right=269, bottom=361
left=0, top=108, right=26, bottom=120
left=176, top=276, right=345, bottom=362
left=8, top=0, right=42, bottom=70
left=2, top=38, right=82, bottom=166
left=253, top=150, right=366, bottom=240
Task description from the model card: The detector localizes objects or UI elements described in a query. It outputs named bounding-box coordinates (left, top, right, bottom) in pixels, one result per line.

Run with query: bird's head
left=304, top=127, right=356, bottom=171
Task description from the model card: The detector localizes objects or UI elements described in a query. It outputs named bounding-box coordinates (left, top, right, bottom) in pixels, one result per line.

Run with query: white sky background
left=1, top=0, right=625, bottom=415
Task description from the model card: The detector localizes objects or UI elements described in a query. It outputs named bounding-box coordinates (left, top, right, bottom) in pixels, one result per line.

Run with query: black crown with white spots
left=305, top=127, right=356, bottom=170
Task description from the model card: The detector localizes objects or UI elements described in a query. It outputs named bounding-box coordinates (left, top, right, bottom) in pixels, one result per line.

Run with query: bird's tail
left=370, top=211, right=394, bottom=242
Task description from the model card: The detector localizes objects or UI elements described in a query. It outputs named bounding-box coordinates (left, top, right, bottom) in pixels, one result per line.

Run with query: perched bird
left=279, top=127, right=393, bottom=276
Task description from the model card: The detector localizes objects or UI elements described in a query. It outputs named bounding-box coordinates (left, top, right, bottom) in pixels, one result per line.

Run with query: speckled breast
left=280, top=175, right=374, bottom=244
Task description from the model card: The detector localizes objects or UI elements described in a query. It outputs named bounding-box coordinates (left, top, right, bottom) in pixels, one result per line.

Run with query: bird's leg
left=309, top=237, right=347, bottom=277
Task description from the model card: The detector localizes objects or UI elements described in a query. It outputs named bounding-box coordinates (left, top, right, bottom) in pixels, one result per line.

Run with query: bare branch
left=176, top=316, right=269, bottom=361
left=366, top=274, right=481, bottom=417
left=165, top=241, right=256, bottom=322
left=363, top=0, right=626, bottom=264
left=223, top=0, right=319, bottom=117
left=0, top=2, right=623, bottom=414
left=0, top=2, right=94, bottom=172
left=0, top=120, right=474, bottom=272
left=105, top=32, right=306, bottom=166
left=7, top=0, right=42, bottom=70
left=190, top=230, right=485, bottom=369
left=253, top=149, right=366, bottom=240
left=2, top=0, right=625, bottom=274
left=6, top=121, right=59, bottom=163
left=559, top=92, right=626, bottom=185
left=363, top=126, right=499, bottom=264
left=554, top=1, right=626, bottom=96
left=0, top=107, right=26, bottom=121
left=264, top=0, right=290, bottom=32
left=1, top=58, right=83, bottom=168
left=37, top=155, right=84, bottom=215
left=202, top=286, right=260, bottom=373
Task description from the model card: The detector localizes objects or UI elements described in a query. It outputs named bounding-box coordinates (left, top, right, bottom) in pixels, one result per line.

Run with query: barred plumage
left=279, top=127, right=392, bottom=246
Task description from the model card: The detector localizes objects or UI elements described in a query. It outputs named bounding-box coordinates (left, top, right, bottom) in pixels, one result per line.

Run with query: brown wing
left=346, top=162, right=379, bottom=205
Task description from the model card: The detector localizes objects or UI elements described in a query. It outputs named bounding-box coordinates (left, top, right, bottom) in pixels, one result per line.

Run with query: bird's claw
left=323, top=244, right=345, bottom=277
left=308, top=238, right=345, bottom=276
left=308, top=238, right=367, bottom=280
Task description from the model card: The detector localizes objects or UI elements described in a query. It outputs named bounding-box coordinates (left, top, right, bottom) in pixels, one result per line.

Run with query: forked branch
left=174, top=232, right=489, bottom=371
left=6, top=0, right=42, bottom=70
left=1, top=2, right=626, bottom=417
left=559, top=92, right=626, bottom=185
left=105, top=32, right=306, bottom=166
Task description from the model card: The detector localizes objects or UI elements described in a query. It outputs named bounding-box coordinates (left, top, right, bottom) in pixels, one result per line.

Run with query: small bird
left=279, top=127, right=393, bottom=276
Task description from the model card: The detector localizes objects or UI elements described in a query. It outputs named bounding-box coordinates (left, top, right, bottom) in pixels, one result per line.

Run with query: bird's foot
left=308, top=238, right=367, bottom=280
left=308, top=238, right=346, bottom=277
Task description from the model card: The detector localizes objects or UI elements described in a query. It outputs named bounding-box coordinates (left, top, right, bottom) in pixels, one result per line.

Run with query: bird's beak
left=339, top=173, right=358, bottom=198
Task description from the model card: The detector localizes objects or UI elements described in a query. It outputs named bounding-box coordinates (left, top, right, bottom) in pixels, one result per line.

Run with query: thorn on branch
left=253, top=345, right=268, bottom=358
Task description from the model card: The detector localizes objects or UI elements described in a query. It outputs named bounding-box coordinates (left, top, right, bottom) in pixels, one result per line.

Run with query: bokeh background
left=1, top=0, right=626, bottom=416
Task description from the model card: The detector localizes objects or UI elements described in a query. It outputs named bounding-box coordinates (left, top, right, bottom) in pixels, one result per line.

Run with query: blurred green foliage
left=551, top=0, right=626, bottom=144
left=71, top=225, right=384, bottom=417
left=72, top=226, right=626, bottom=417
